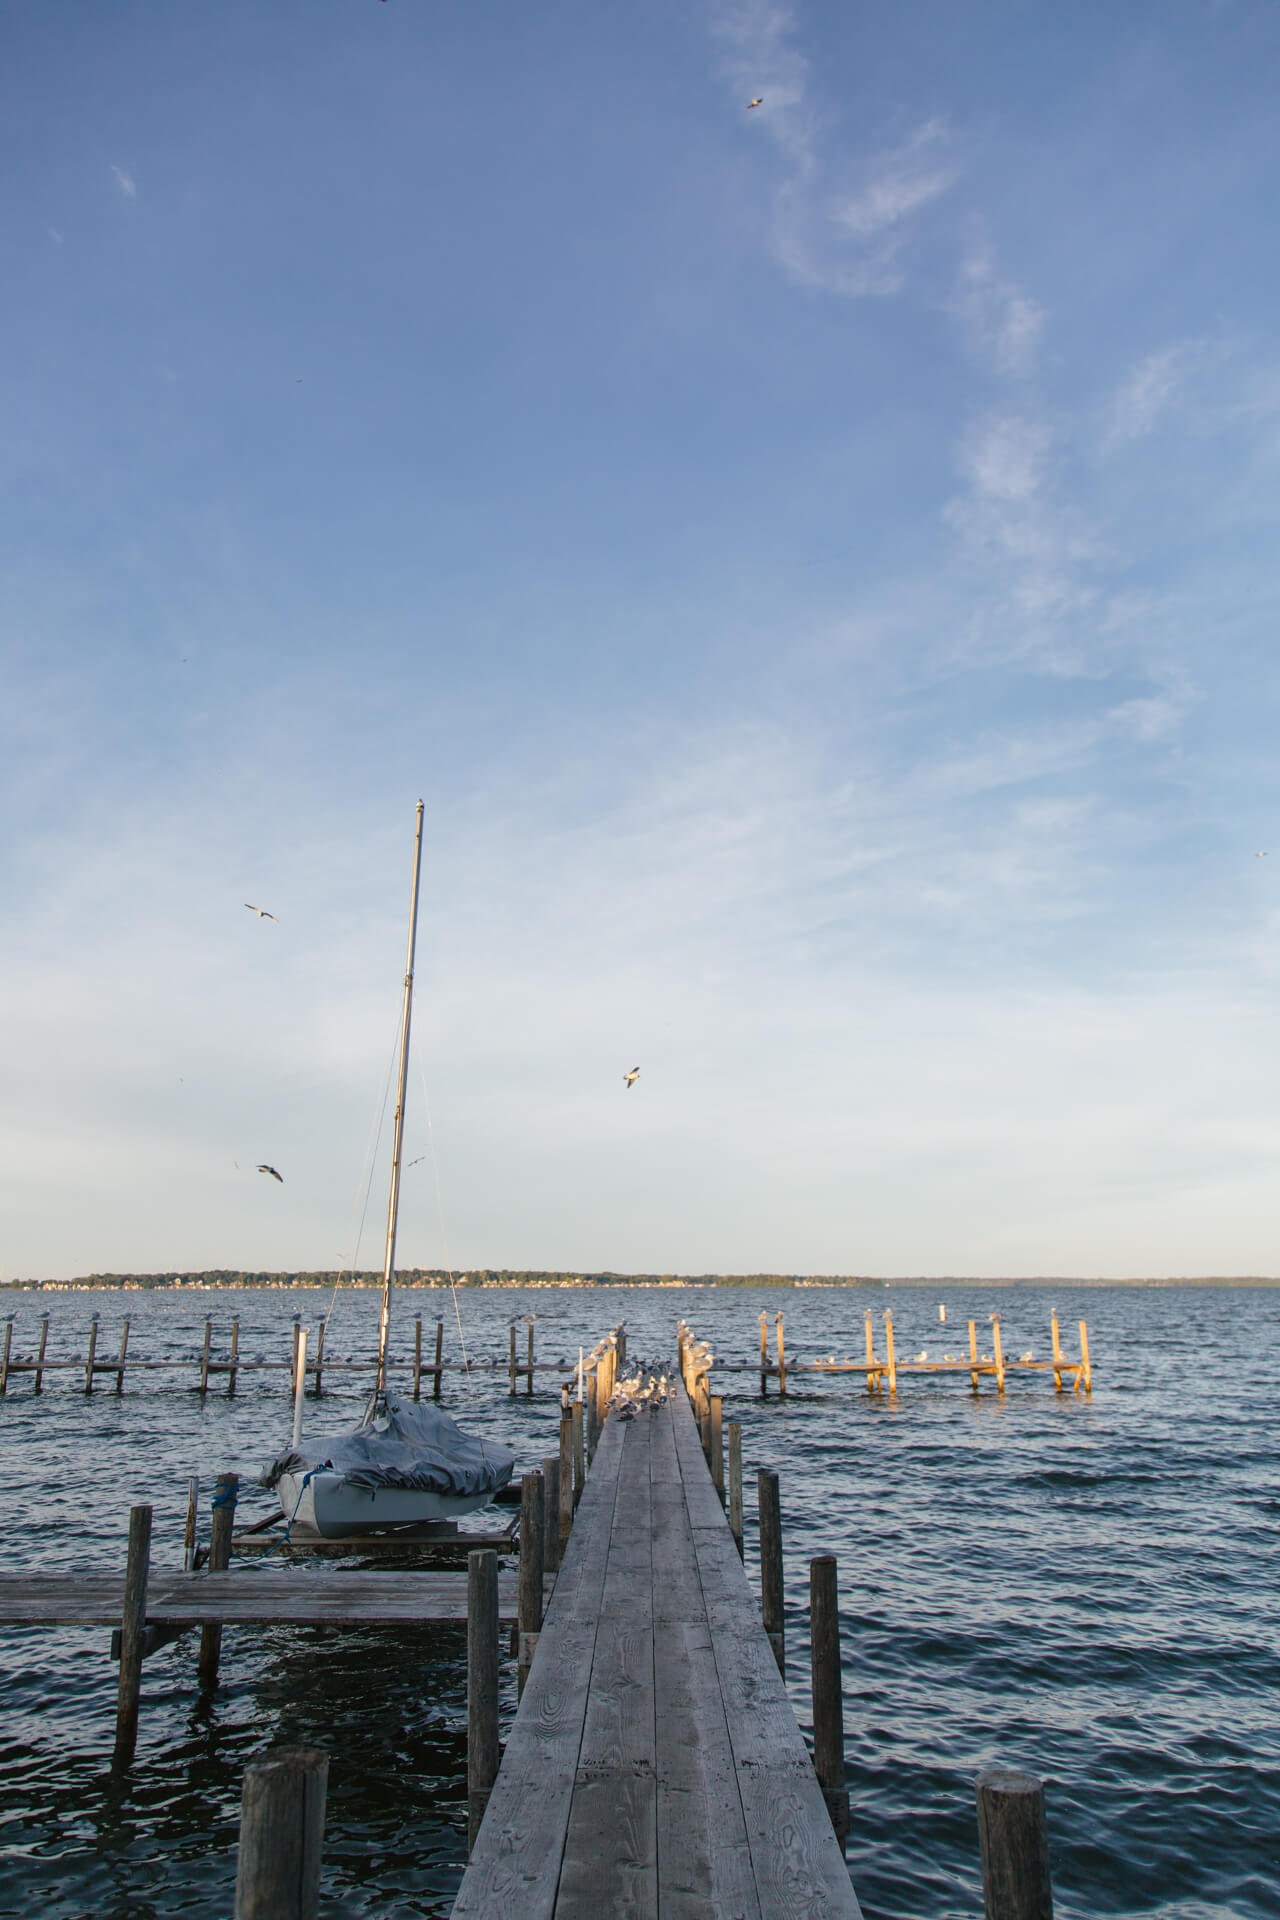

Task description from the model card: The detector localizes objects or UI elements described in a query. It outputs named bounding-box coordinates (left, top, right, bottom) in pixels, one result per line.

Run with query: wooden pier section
left=0, top=1569, right=525, bottom=1630
left=453, top=1380, right=861, bottom=1919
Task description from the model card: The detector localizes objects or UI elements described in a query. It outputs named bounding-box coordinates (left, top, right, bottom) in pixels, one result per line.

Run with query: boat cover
left=262, top=1391, right=516, bottom=1497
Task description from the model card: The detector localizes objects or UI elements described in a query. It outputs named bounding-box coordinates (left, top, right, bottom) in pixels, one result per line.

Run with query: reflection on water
left=1, top=1283, right=1277, bottom=1918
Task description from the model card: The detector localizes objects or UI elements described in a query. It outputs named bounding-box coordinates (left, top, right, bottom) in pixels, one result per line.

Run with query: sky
left=5, top=0, right=1280, bottom=1280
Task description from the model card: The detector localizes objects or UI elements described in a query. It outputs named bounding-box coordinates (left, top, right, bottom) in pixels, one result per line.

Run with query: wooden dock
left=453, top=1380, right=861, bottom=1919
left=0, top=1568, right=525, bottom=1628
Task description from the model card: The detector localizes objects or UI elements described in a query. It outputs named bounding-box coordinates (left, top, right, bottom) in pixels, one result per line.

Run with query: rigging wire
left=416, top=1050, right=473, bottom=1394
left=320, top=1008, right=404, bottom=1342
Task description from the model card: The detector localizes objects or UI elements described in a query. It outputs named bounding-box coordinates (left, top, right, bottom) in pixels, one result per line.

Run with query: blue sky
left=5, top=0, right=1280, bottom=1279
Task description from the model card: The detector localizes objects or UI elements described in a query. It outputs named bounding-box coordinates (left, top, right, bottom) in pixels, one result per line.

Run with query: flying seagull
left=747, top=97, right=763, bottom=108
left=245, top=904, right=278, bottom=920
left=257, top=1164, right=283, bottom=1183
left=624, top=1067, right=640, bottom=1089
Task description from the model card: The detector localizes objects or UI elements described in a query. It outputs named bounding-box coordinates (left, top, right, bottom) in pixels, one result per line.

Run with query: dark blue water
left=0, top=1283, right=1275, bottom=1918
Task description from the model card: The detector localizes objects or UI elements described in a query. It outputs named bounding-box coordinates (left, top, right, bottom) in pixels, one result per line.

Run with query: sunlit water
left=0, top=1283, right=1275, bottom=1919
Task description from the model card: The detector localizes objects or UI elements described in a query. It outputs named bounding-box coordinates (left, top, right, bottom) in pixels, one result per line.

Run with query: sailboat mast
left=375, top=799, right=425, bottom=1393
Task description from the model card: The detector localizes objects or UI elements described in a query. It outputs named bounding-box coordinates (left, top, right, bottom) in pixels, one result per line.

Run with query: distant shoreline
left=4, top=1271, right=1279, bottom=1291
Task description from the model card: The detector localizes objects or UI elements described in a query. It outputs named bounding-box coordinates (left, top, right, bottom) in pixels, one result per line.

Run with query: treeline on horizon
left=20, top=1268, right=875, bottom=1290
left=9, top=1270, right=1279, bottom=1290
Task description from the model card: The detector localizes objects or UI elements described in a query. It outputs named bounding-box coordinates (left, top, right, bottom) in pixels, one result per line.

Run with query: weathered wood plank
left=0, top=1570, right=531, bottom=1627
left=556, top=1771, right=657, bottom=1920
left=654, top=1617, right=762, bottom=1920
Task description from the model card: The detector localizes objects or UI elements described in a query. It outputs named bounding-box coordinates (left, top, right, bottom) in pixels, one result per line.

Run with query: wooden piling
left=467, top=1549, right=500, bottom=1852
left=0, top=1318, right=11, bottom=1395
left=1050, top=1313, right=1063, bottom=1393
left=864, top=1312, right=876, bottom=1393
left=758, top=1468, right=784, bottom=1677
left=571, top=1401, right=584, bottom=1509
left=233, top=1745, right=329, bottom=1920
left=414, top=1316, right=423, bottom=1399
left=433, top=1318, right=444, bottom=1398
left=992, top=1315, right=1006, bottom=1393
left=541, top=1452, right=560, bottom=1576
left=776, top=1313, right=787, bottom=1397
left=975, top=1767, right=1053, bottom=1920
left=969, top=1319, right=980, bottom=1394
left=197, top=1471, right=238, bottom=1687
left=183, top=1477, right=199, bottom=1571
left=113, top=1503, right=152, bottom=1764
left=1078, top=1321, right=1092, bottom=1395
left=199, top=1315, right=212, bottom=1394
left=227, top=1316, right=240, bottom=1396
left=508, top=1323, right=517, bottom=1396
left=559, top=1411, right=574, bottom=1551
left=884, top=1312, right=897, bottom=1395
left=113, top=1317, right=130, bottom=1394
left=526, top=1319, right=535, bottom=1396
left=727, top=1421, right=743, bottom=1560
left=710, top=1393, right=724, bottom=1502
left=517, top=1472, right=544, bottom=1700
left=616, top=1325, right=626, bottom=1370
left=759, top=1311, right=769, bottom=1397
left=313, top=1317, right=325, bottom=1396
left=809, top=1555, right=850, bottom=1851
left=84, top=1314, right=99, bottom=1395
left=34, top=1312, right=48, bottom=1394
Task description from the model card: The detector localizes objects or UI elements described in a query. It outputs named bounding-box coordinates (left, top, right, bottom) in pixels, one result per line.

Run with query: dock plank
left=0, top=1570, right=527, bottom=1627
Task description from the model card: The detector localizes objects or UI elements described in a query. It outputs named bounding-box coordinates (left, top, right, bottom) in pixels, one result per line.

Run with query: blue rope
left=211, top=1486, right=238, bottom=1509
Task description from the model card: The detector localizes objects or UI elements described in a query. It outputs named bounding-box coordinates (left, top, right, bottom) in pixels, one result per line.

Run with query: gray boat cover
left=262, top=1391, right=516, bottom=1496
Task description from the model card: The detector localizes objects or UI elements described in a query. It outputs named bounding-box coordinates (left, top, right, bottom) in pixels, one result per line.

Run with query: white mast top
left=375, top=800, right=425, bottom=1395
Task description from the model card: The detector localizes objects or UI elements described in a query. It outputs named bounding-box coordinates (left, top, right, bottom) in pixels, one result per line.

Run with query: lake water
left=0, top=1282, right=1275, bottom=1919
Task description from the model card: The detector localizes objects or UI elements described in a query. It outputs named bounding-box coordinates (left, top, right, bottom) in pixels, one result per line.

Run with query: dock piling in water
left=727, top=1419, right=743, bottom=1556
left=976, top=1767, right=1053, bottom=1920
left=541, top=1452, right=560, bottom=1576
left=517, top=1471, right=544, bottom=1699
left=466, top=1549, right=500, bottom=1852
left=809, top=1554, right=850, bottom=1851
left=233, top=1745, right=328, bottom=1920
left=113, top=1503, right=152, bottom=1764
left=758, top=1467, right=785, bottom=1677
left=197, top=1472, right=238, bottom=1687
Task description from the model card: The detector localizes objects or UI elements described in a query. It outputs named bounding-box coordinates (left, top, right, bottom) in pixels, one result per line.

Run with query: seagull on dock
left=245, top=904, right=278, bottom=921
left=257, top=1164, right=284, bottom=1183
left=624, top=1066, right=640, bottom=1088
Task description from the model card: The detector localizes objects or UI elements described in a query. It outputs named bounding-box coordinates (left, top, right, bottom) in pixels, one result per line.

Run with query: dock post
left=710, top=1393, right=724, bottom=1502
left=585, top=1366, right=598, bottom=1462
left=865, top=1311, right=876, bottom=1393
left=313, top=1317, right=325, bottom=1396
left=541, top=1452, right=560, bottom=1576
left=616, top=1324, right=626, bottom=1370
left=571, top=1401, right=584, bottom=1508
left=559, top=1411, right=574, bottom=1550
left=233, top=1746, right=328, bottom=1920
left=518, top=1471, right=544, bottom=1699
left=34, top=1312, right=49, bottom=1393
left=969, top=1319, right=980, bottom=1393
left=433, top=1318, right=444, bottom=1398
left=183, top=1477, right=199, bottom=1570
left=228, top=1314, right=240, bottom=1396
left=992, top=1315, right=1006, bottom=1393
left=508, top=1322, right=517, bottom=1396
left=885, top=1312, right=897, bottom=1394
left=759, top=1312, right=768, bottom=1396
left=198, top=1471, right=238, bottom=1687
left=114, top=1317, right=130, bottom=1394
left=85, top=1313, right=99, bottom=1394
left=291, top=1328, right=308, bottom=1452
left=758, top=1468, right=785, bottom=1676
left=526, top=1318, right=535, bottom=1395
left=1077, top=1321, right=1092, bottom=1394
left=199, top=1315, right=212, bottom=1393
left=975, top=1768, right=1053, bottom=1920
left=809, top=1555, right=850, bottom=1851
left=1050, top=1313, right=1063, bottom=1393
left=727, top=1421, right=743, bottom=1559
left=467, top=1549, right=500, bottom=1852
left=776, top=1313, right=787, bottom=1397
left=113, top=1502, right=153, bottom=1765
left=0, top=1316, right=11, bottom=1395
left=413, top=1316, right=422, bottom=1399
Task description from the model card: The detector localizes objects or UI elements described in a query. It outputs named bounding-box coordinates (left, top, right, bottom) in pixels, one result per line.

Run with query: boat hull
left=277, top=1469, right=494, bottom=1538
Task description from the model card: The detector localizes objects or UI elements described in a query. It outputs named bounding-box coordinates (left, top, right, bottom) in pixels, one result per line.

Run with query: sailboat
left=264, top=802, right=516, bottom=1539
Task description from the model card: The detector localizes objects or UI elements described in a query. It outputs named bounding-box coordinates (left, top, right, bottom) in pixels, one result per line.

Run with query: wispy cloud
left=110, top=163, right=137, bottom=198
left=710, top=1, right=956, bottom=296
left=949, top=240, right=1044, bottom=378
left=1104, top=343, right=1197, bottom=448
